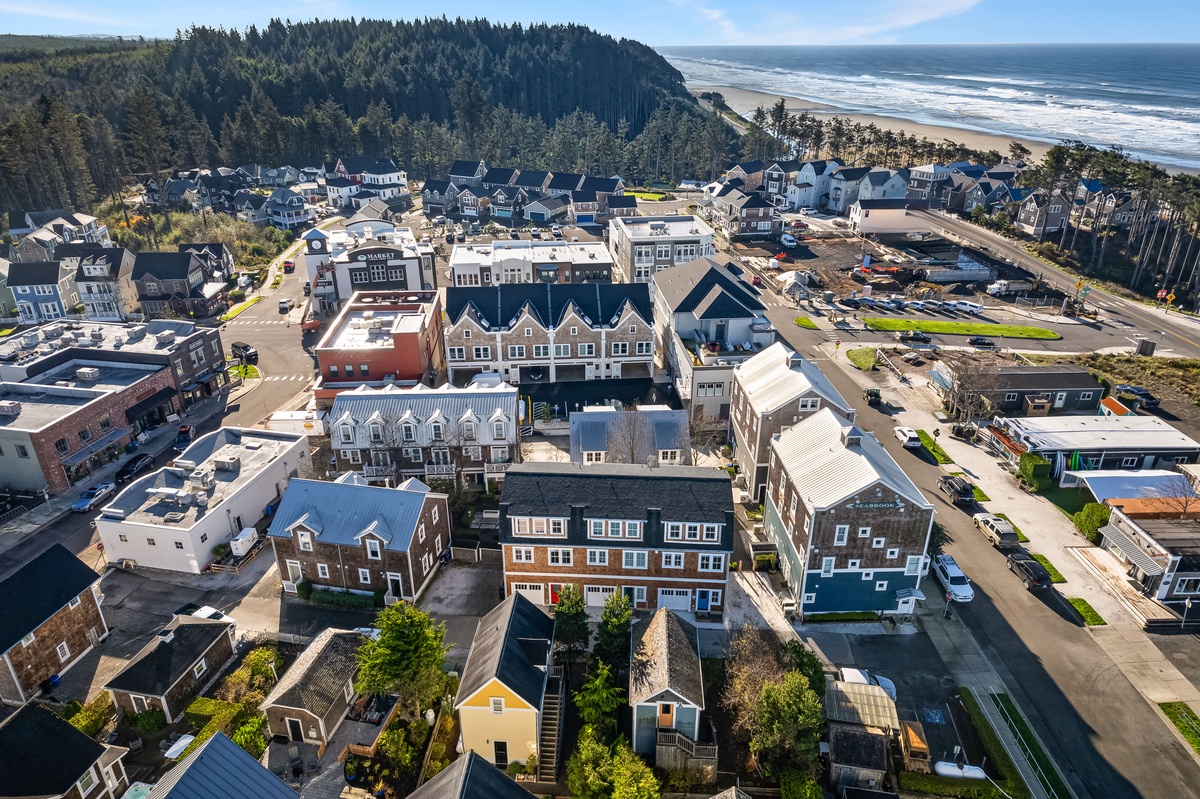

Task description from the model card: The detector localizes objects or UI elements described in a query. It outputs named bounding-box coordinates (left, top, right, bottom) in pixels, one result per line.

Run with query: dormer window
left=297, top=530, right=313, bottom=551
left=493, top=422, right=506, bottom=440
left=369, top=424, right=383, bottom=443
left=430, top=423, right=444, bottom=441
left=339, top=426, right=354, bottom=444
left=402, top=424, right=416, bottom=442
left=366, top=539, right=381, bottom=560
left=463, top=421, right=476, bottom=440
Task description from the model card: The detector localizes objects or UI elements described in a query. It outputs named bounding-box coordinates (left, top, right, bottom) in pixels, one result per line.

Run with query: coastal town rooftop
left=610, top=214, right=714, bottom=239
left=315, top=291, right=440, bottom=351
left=0, top=320, right=205, bottom=378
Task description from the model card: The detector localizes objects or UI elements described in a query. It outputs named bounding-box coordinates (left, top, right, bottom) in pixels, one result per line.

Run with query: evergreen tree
left=751, top=671, right=824, bottom=776
left=573, top=660, right=624, bottom=737
left=592, top=592, right=632, bottom=672
left=552, top=584, right=590, bottom=668
left=355, top=601, right=449, bottom=713
left=451, top=74, right=489, bottom=159
left=124, top=86, right=171, bottom=175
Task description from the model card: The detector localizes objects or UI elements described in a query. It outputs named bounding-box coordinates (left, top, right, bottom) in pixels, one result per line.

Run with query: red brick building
left=0, top=545, right=108, bottom=706
left=313, top=291, right=444, bottom=409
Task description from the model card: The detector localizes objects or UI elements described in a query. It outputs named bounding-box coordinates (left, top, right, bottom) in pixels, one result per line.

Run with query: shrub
left=211, top=543, right=231, bottom=560
left=373, top=590, right=386, bottom=607
left=231, top=715, right=267, bottom=758
left=406, top=720, right=429, bottom=747
left=181, top=697, right=241, bottom=758
left=424, top=757, right=448, bottom=780
left=377, top=727, right=418, bottom=771
left=1018, top=453, right=1053, bottom=491
left=228, top=289, right=246, bottom=303
left=524, top=752, right=537, bottom=775
left=956, top=688, right=1030, bottom=799
left=1068, top=598, right=1107, bottom=626
left=62, top=700, right=83, bottom=720
left=779, top=769, right=823, bottom=799
left=1073, top=502, right=1112, bottom=543
left=308, top=587, right=375, bottom=608
left=68, top=692, right=112, bottom=737
left=134, top=709, right=167, bottom=734
left=754, top=553, right=777, bottom=571
left=296, top=580, right=313, bottom=600
left=507, top=761, right=525, bottom=778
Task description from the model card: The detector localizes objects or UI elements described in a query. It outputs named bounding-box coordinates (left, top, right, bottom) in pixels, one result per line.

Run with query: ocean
left=657, top=44, right=1200, bottom=170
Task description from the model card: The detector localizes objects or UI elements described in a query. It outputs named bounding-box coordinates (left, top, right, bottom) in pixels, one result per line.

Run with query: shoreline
left=691, top=83, right=1054, bottom=162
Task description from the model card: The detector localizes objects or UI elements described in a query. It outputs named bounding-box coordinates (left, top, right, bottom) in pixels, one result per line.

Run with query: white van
left=954, top=301, right=984, bottom=315
left=780, top=233, right=798, bottom=248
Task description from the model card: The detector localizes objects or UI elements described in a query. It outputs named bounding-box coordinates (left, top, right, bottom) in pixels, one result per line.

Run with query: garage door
left=585, top=585, right=617, bottom=606
left=513, top=583, right=544, bottom=605
left=658, top=588, right=692, bottom=611
left=576, top=214, right=594, bottom=224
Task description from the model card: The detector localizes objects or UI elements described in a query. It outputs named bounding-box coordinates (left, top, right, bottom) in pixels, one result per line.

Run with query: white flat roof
left=326, top=309, right=426, bottom=349
left=611, top=215, right=714, bottom=240
left=1006, top=415, right=1200, bottom=452
left=450, top=240, right=612, bottom=268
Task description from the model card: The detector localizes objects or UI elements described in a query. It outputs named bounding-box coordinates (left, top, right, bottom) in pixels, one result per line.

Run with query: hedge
left=182, top=697, right=242, bottom=759
left=67, top=691, right=113, bottom=738
left=803, top=611, right=879, bottom=622
left=309, top=586, right=377, bottom=608
left=779, top=768, right=823, bottom=799
left=1072, top=503, right=1111, bottom=544
left=1018, top=453, right=1053, bottom=492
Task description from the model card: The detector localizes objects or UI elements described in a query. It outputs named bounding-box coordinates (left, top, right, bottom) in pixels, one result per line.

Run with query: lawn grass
left=220, top=296, right=263, bottom=321
left=1031, top=554, right=1066, bottom=584
left=229, top=364, right=260, bottom=379
left=793, top=316, right=818, bottom=330
left=1159, top=702, right=1200, bottom=756
left=990, top=693, right=1073, bottom=799
left=0, top=328, right=16, bottom=337
left=951, top=473, right=991, bottom=501
left=1041, top=485, right=1091, bottom=517
left=917, top=430, right=953, bottom=464
left=626, top=189, right=668, bottom=201
left=861, top=317, right=1061, bottom=340
left=995, top=512, right=1029, bottom=543
left=1068, top=597, right=1107, bottom=626
left=846, top=347, right=877, bottom=370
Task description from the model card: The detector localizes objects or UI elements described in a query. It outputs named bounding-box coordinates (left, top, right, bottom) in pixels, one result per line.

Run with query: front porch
left=655, top=719, right=718, bottom=783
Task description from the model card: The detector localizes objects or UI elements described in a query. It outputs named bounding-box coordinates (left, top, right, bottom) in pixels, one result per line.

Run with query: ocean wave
left=943, top=74, right=1048, bottom=87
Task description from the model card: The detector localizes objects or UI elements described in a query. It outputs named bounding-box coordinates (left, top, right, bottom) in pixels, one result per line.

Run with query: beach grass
left=995, top=513, right=1029, bottom=543
left=1159, top=702, right=1200, bottom=756
left=917, top=430, right=953, bottom=464
left=846, top=347, right=877, bottom=370
left=861, top=317, right=1060, bottom=340
left=1031, top=554, right=1066, bottom=584
left=793, top=316, right=818, bottom=330
left=1068, top=598, right=1107, bottom=626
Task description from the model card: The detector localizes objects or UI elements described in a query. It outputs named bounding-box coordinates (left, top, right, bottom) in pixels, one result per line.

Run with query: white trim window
left=623, top=550, right=648, bottom=569
left=358, top=568, right=371, bottom=584
left=873, top=537, right=886, bottom=549
left=512, top=547, right=534, bottom=563
left=698, top=554, right=725, bottom=572
left=905, top=555, right=923, bottom=576
left=317, top=563, right=330, bottom=579
left=548, top=548, right=573, bottom=566
left=821, top=557, right=835, bottom=577
left=491, top=697, right=504, bottom=714
left=662, top=552, right=685, bottom=569
left=56, top=641, right=71, bottom=662
left=665, top=522, right=683, bottom=541
left=702, top=523, right=720, bottom=541
left=587, top=549, right=609, bottom=566
left=68, top=596, right=81, bottom=609
left=834, top=525, right=849, bottom=546
left=297, top=530, right=313, bottom=551
left=366, top=539, right=382, bottom=560
left=193, top=658, right=207, bottom=678
left=448, top=347, right=465, bottom=360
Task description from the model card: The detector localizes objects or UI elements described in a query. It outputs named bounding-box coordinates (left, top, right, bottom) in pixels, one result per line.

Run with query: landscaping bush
left=804, top=611, right=879, bottom=622
left=1073, top=502, right=1112, bottom=543
left=506, top=761, right=524, bottom=778
left=62, top=700, right=83, bottom=720
left=1031, top=554, right=1066, bottom=583
left=134, top=709, right=167, bottom=734
left=524, top=752, right=537, bottom=776
left=67, top=692, right=112, bottom=737
left=307, top=587, right=377, bottom=608
left=231, top=715, right=267, bottom=758
left=1018, top=453, right=1053, bottom=491
left=181, top=696, right=241, bottom=758
left=779, top=768, right=823, bottom=799
left=899, top=771, right=1023, bottom=799
left=917, top=430, right=953, bottom=464
left=211, top=543, right=231, bottom=561
left=754, top=553, right=777, bottom=572
left=846, top=347, right=877, bottom=370
left=228, top=289, right=246, bottom=303
left=793, top=316, right=817, bottom=330
left=296, top=580, right=313, bottom=600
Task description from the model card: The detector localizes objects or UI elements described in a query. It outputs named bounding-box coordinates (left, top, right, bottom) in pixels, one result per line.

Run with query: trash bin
left=823, top=291, right=835, bottom=304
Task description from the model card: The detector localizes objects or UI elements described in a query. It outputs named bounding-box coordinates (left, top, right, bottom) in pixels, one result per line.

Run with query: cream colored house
left=455, top=593, right=563, bottom=781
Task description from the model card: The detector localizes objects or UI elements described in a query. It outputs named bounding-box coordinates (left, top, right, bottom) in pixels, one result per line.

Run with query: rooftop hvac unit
left=163, top=511, right=187, bottom=523
left=76, top=367, right=101, bottom=381
left=100, top=508, right=126, bottom=520
left=371, top=319, right=384, bottom=329
left=55, top=381, right=69, bottom=387
left=189, top=469, right=215, bottom=489
left=43, top=325, right=64, bottom=338
left=193, top=492, right=209, bottom=507
left=22, top=333, right=40, bottom=348
left=173, top=459, right=197, bottom=471
left=155, top=330, right=176, bottom=345
left=0, top=400, right=21, bottom=415
left=90, top=328, right=104, bottom=341
left=362, top=311, right=374, bottom=320
left=127, top=325, right=147, bottom=341
left=214, top=456, right=241, bottom=471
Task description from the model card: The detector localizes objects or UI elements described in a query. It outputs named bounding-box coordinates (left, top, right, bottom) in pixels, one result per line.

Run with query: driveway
left=417, top=561, right=503, bottom=669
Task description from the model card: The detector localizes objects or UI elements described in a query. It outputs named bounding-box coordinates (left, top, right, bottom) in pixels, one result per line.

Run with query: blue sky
left=1, top=0, right=1196, bottom=45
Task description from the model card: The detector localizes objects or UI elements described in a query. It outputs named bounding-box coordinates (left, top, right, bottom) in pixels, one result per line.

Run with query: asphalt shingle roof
left=482, top=167, right=518, bottom=185
left=6, top=260, right=62, bottom=287
left=147, top=732, right=296, bottom=799
left=567, top=407, right=688, bottom=462
left=457, top=593, right=554, bottom=710
left=261, top=629, right=364, bottom=717
left=0, top=544, right=100, bottom=653
left=0, top=703, right=106, bottom=797
left=133, top=252, right=197, bottom=280
left=629, top=609, right=704, bottom=707
left=652, top=256, right=764, bottom=317
left=408, top=751, right=536, bottom=799
left=444, top=282, right=651, bottom=330
left=105, top=617, right=232, bottom=696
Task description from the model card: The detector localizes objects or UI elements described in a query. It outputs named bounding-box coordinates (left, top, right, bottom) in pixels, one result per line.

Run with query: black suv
left=896, top=330, right=932, bottom=343
left=1116, top=384, right=1160, bottom=409
left=1007, top=552, right=1052, bottom=590
left=938, top=474, right=976, bottom=504
left=115, top=453, right=155, bottom=484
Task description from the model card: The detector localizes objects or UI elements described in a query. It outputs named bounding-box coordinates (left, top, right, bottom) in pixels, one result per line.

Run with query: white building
left=653, top=257, right=775, bottom=427
left=96, top=427, right=309, bottom=573
left=300, top=226, right=437, bottom=314
left=448, top=240, right=614, bottom=286
left=785, top=159, right=844, bottom=210
left=607, top=215, right=715, bottom=283
left=848, top=199, right=933, bottom=235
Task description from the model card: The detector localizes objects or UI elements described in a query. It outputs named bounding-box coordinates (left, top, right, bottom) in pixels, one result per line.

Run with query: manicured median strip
left=862, top=317, right=1061, bottom=340
left=1031, top=554, right=1066, bottom=583
left=917, top=430, right=953, bottom=464
left=229, top=364, right=260, bottom=379
left=995, top=513, right=1029, bottom=543
left=793, top=316, right=818, bottom=329
left=1159, top=702, right=1200, bottom=756
left=220, top=296, right=263, bottom=321
left=990, top=692, right=1073, bottom=799
left=1068, top=597, right=1107, bottom=626
left=846, top=347, right=877, bottom=370
left=950, top=471, right=990, bottom=501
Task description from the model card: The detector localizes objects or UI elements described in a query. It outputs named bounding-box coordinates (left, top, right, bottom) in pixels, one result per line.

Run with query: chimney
left=569, top=504, right=586, bottom=535
left=646, top=507, right=661, bottom=535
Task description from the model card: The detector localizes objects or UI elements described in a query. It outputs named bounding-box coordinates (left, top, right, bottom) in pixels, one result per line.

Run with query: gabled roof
left=147, top=732, right=295, bottom=799
left=607, top=194, right=638, bottom=209
left=408, top=751, right=536, bottom=799
left=363, top=159, right=401, bottom=175
left=523, top=194, right=570, bottom=213
left=0, top=544, right=101, bottom=654
left=444, top=283, right=651, bottom=331
left=568, top=406, right=688, bottom=462
left=7, top=260, right=63, bottom=287
left=267, top=478, right=433, bottom=552
left=855, top=198, right=929, bottom=211
left=629, top=609, right=703, bottom=707
left=832, top=166, right=871, bottom=182
left=728, top=191, right=773, bottom=210
left=482, top=167, right=518, bottom=185
left=547, top=172, right=585, bottom=191
left=24, top=208, right=75, bottom=228
left=338, top=156, right=381, bottom=175
left=106, top=617, right=232, bottom=697
left=0, top=703, right=107, bottom=796
left=232, top=191, right=267, bottom=209
left=261, top=628, right=364, bottom=717
left=457, top=593, right=553, bottom=710
left=325, top=176, right=357, bottom=189
left=728, top=160, right=764, bottom=174
left=331, top=382, right=518, bottom=435
left=766, top=159, right=802, bottom=173
left=422, top=179, right=455, bottom=195
left=133, top=251, right=197, bottom=280
left=579, top=176, right=621, bottom=194
left=772, top=408, right=931, bottom=511
left=864, top=168, right=900, bottom=187
left=801, top=158, right=844, bottom=176
left=953, top=163, right=988, bottom=179
left=652, top=256, right=764, bottom=318
left=1079, top=177, right=1106, bottom=194
left=570, top=189, right=598, bottom=204
left=733, top=342, right=852, bottom=417
left=448, top=160, right=485, bottom=178
left=512, top=170, right=551, bottom=189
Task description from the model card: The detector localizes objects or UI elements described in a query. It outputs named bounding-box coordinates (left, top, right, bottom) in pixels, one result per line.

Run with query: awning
left=60, top=428, right=132, bottom=466
left=124, top=387, right=178, bottom=422
left=896, top=588, right=926, bottom=601
left=180, top=382, right=201, bottom=392
left=1099, top=524, right=1164, bottom=577
left=195, top=371, right=216, bottom=383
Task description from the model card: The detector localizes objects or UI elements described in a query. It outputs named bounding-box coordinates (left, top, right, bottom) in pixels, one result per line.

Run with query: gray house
left=568, top=405, right=689, bottom=466
left=260, top=628, right=365, bottom=750
left=930, top=359, right=1103, bottom=415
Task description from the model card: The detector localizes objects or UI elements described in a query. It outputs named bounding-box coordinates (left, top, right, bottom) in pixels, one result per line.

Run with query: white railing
left=425, top=463, right=455, bottom=476
left=363, top=465, right=393, bottom=477
left=484, top=462, right=511, bottom=473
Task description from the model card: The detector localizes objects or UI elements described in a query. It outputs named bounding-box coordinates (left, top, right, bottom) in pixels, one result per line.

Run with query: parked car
left=231, top=341, right=258, bottom=363
left=967, top=336, right=996, bottom=348
left=933, top=554, right=975, bottom=602
left=115, top=454, right=155, bottom=485
left=552, top=224, right=563, bottom=237
left=938, top=475, right=976, bottom=505
left=282, top=260, right=295, bottom=273
left=71, top=483, right=115, bottom=513
left=837, top=668, right=898, bottom=701
left=509, top=229, right=520, bottom=239
left=780, top=233, right=798, bottom=248
left=883, top=298, right=907, bottom=311
left=1007, top=552, right=1053, bottom=591
left=1116, top=384, right=1160, bottom=408
left=750, top=275, right=764, bottom=287
left=173, top=425, right=196, bottom=452
left=894, top=427, right=922, bottom=448
left=800, top=208, right=816, bottom=216
left=303, top=282, right=311, bottom=296
left=974, top=513, right=1021, bottom=549
left=841, top=298, right=862, bottom=309
left=432, top=215, right=447, bottom=226
left=896, top=330, right=932, bottom=343
left=906, top=301, right=926, bottom=311
left=790, top=220, right=810, bottom=230
left=531, top=228, right=542, bottom=239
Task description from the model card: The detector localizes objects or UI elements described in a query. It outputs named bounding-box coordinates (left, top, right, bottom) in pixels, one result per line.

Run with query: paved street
left=766, top=298, right=1200, bottom=799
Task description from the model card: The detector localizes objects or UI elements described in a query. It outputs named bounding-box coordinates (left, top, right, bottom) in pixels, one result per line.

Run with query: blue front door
left=696, top=590, right=710, bottom=612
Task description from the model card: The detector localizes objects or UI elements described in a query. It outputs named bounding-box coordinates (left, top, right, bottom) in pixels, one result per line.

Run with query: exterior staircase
left=538, top=669, right=565, bottom=781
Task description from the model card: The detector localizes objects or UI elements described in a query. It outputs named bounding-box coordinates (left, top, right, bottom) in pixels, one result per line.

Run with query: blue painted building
left=762, top=408, right=935, bottom=617
left=8, top=260, right=76, bottom=323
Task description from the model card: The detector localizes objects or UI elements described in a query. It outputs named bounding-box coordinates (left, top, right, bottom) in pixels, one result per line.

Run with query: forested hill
left=0, top=17, right=712, bottom=220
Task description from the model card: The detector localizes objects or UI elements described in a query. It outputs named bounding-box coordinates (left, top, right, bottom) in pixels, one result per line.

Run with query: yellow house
left=455, top=593, right=562, bottom=781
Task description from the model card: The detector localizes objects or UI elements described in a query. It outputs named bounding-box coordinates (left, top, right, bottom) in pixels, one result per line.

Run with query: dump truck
left=986, top=279, right=1036, bottom=296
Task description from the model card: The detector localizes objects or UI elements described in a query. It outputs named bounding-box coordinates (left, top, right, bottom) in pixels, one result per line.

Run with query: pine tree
left=592, top=591, right=632, bottom=671
left=552, top=584, right=590, bottom=669
left=124, top=86, right=171, bottom=176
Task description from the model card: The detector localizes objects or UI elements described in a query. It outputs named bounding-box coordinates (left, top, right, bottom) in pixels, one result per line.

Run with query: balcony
left=484, top=462, right=511, bottom=474
left=425, top=463, right=455, bottom=476
left=363, top=465, right=393, bottom=478
left=680, top=335, right=768, bottom=367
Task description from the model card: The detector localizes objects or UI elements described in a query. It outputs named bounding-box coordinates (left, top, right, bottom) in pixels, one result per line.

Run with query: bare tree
left=1145, top=474, right=1200, bottom=519
left=605, top=411, right=657, bottom=465
left=721, top=625, right=785, bottom=746
left=687, top=402, right=723, bottom=462
left=943, top=356, right=1005, bottom=422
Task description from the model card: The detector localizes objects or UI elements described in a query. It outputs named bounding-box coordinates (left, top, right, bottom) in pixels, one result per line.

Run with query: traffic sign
left=1158, top=289, right=1168, bottom=299
left=1076, top=280, right=1084, bottom=291
left=1081, top=286, right=1091, bottom=297
left=1168, top=293, right=1176, bottom=303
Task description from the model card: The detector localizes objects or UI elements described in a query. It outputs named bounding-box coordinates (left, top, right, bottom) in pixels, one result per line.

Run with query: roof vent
left=76, top=367, right=101, bottom=381
left=157, top=629, right=175, bottom=643
left=0, top=400, right=21, bottom=415
left=214, top=456, right=241, bottom=471
left=43, top=325, right=64, bottom=338
left=21, top=333, right=40, bottom=348
left=127, top=325, right=147, bottom=341
left=90, top=328, right=104, bottom=341
left=173, top=460, right=197, bottom=471
left=155, top=330, right=176, bottom=345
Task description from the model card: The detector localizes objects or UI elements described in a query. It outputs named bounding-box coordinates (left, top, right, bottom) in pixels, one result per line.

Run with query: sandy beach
left=692, top=84, right=1052, bottom=163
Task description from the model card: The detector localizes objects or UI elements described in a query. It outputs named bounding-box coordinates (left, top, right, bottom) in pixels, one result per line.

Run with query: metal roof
left=771, top=408, right=931, bottom=511
left=268, top=477, right=434, bottom=552
left=733, top=342, right=852, bottom=416
left=567, top=406, right=688, bottom=462
left=1003, top=415, right=1200, bottom=454
left=331, top=381, right=518, bottom=430
left=1098, top=524, right=1164, bottom=577
left=825, top=681, right=899, bottom=730
left=147, top=732, right=296, bottom=799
